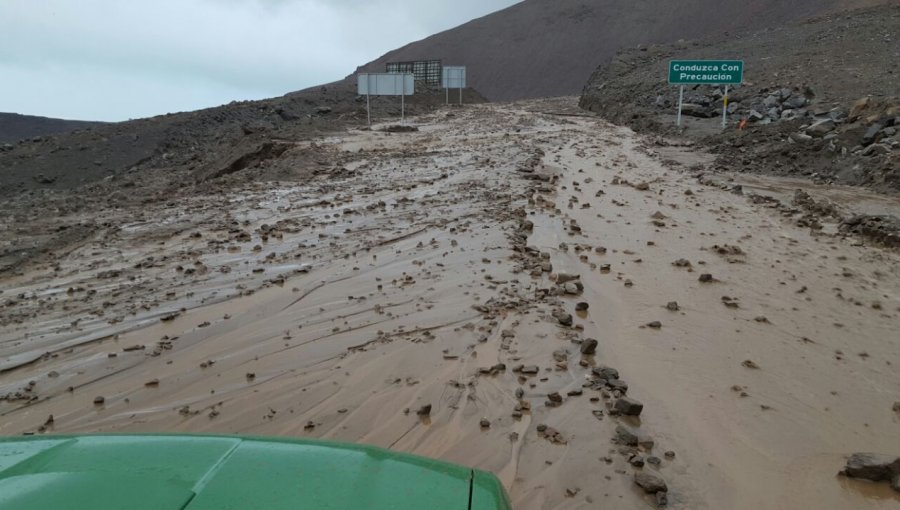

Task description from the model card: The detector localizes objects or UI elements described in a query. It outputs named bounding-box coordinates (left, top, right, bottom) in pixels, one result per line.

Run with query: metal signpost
left=441, top=66, right=467, bottom=105
left=357, top=73, right=415, bottom=126
left=668, top=60, right=744, bottom=128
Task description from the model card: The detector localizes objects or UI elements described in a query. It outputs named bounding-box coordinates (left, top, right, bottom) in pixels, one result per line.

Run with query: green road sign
left=669, top=60, right=743, bottom=85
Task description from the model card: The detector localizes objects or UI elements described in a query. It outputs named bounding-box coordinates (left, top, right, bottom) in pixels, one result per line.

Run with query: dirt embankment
left=580, top=4, right=900, bottom=193
left=2, top=98, right=899, bottom=509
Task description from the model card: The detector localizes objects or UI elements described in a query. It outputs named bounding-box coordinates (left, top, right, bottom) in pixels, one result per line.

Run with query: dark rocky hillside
left=356, top=0, right=895, bottom=101
left=0, top=113, right=105, bottom=144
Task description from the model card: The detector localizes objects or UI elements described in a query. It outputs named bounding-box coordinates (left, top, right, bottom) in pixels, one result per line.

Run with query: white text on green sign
left=668, top=60, right=743, bottom=85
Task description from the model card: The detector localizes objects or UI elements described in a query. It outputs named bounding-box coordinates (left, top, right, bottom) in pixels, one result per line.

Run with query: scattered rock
left=634, top=472, right=668, bottom=494
left=614, top=397, right=644, bottom=416
left=416, top=404, right=432, bottom=417
left=580, top=338, right=599, bottom=355
left=840, top=453, right=900, bottom=492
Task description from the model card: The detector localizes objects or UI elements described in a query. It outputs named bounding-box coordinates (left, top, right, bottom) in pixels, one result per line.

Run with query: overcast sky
left=0, top=0, right=519, bottom=122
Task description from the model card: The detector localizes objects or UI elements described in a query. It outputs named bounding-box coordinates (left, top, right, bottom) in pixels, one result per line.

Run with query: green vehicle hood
left=0, top=434, right=511, bottom=510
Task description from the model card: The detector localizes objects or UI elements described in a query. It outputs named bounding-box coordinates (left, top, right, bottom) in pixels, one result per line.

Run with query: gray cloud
left=0, top=0, right=518, bottom=121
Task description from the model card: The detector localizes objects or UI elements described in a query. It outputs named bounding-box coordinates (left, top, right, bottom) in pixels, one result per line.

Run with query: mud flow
left=2, top=98, right=899, bottom=509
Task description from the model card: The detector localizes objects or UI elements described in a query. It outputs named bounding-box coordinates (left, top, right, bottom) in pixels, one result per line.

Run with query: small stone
left=547, top=392, right=563, bottom=403
left=614, top=397, right=644, bottom=416
left=480, top=418, right=491, bottom=428
left=580, top=338, right=599, bottom=355
left=575, top=302, right=589, bottom=312
left=699, top=273, right=714, bottom=283
left=664, top=451, right=676, bottom=459
left=646, top=321, right=662, bottom=329
left=742, top=359, right=761, bottom=369
left=557, top=313, right=573, bottom=327
left=656, top=491, right=669, bottom=507
left=840, top=453, right=900, bottom=483
left=416, top=404, right=432, bottom=417
left=634, top=472, right=668, bottom=494
left=666, top=301, right=679, bottom=312
left=615, top=425, right=639, bottom=446
left=93, top=396, right=105, bottom=405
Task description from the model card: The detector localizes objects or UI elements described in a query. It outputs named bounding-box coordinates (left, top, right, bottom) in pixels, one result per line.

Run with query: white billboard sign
left=358, top=73, right=414, bottom=96
left=442, top=66, right=467, bottom=89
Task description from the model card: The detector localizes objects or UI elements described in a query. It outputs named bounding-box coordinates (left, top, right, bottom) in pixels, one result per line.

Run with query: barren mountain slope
left=0, top=113, right=106, bottom=144
left=357, top=0, right=896, bottom=101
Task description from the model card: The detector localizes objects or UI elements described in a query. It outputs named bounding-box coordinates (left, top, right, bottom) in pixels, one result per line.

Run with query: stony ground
left=2, top=98, right=899, bottom=509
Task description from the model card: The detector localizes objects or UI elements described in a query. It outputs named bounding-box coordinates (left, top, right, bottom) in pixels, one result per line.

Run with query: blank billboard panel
left=358, top=74, right=415, bottom=96
left=442, top=67, right=467, bottom=89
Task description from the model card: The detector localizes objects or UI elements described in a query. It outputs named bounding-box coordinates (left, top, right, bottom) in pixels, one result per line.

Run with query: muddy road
left=2, top=98, right=899, bottom=509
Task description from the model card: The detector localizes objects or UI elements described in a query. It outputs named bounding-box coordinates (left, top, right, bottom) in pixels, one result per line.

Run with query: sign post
left=357, top=73, right=415, bottom=126
left=441, top=66, right=467, bottom=106
left=668, top=60, right=743, bottom=128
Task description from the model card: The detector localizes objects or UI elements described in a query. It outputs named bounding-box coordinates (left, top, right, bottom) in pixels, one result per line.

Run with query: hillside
left=579, top=3, right=900, bottom=191
left=356, top=0, right=895, bottom=101
left=0, top=113, right=105, bottom=144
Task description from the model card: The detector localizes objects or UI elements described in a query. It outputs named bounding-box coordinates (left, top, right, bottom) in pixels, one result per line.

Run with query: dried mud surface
left=2, top=98, right=900, bottom=509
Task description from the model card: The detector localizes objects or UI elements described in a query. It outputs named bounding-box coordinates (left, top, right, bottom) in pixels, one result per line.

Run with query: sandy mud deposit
left=2, top=98, right=899, bottom=509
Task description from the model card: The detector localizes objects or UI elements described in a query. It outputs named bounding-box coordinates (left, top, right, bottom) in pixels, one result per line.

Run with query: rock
left=575, top=302, right=589, bottom=312
left=893, top=402, right=900, bottom=414
left=862, top=144, right=890, bottom=156
left=416, top=404, right=432, bottom=417
left=763, top=95, right=779, bottom=108
left=315, top=106, right=333, bottom=115
left=840, top=453, right=900, bottom=484
left=634, top=472, right=668, bottom=494
left=863, top=123, right=884, bottom=145
left=615, top=425, right=639, bottom=446
left=646, top=321, right=662, bottom=329
left=666, top=301, right=680, bottom=311
left=557, top=313, right=573, bottom=327
left=555, top=272, right=580, bottom=284
left=547, top=392, right=563, bottom=403
left=698, top=273, right=714, bottom=283
left=563, top=282, right=580, bottom=295
left=681, top=103, right=712, bottom=118
left=552, top=349, right=568, bottom=362
left=656, top=491, right=669, bottom=507
left=784, top=96, right=807, bottom=109
left=741, top=359, right=761, bottom=369
left=93, top=396, right=105, bottom=405
left=480, top=418, right=491, bottom=428
left=790, top=132, right=814, bottom=144
left=593, top=366, right=619, bottom=380
left=614, top=397, right=644, bottom=416
left=521, top=365, right=540, bottom=375
left=807, top=119, right=836, bottom=137
left=580, top=338, right=599, bottom=355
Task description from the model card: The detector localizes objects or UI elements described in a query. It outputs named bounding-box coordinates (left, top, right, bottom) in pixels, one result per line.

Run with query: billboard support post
left=722, top=85, right=729, bottom=129
left=676, top=86, right=684, bottom=127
